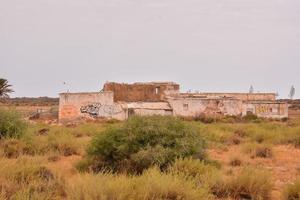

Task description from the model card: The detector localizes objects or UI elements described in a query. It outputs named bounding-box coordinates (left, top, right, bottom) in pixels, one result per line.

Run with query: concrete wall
left=127, top=102, right=173, bottom=117
left=168, top=98, right=243, bottom=117
left=130, top=109, right=172, bottom=116
left=58, top=82, right=288, bottom=122
left=243, top=102, right=289, bottom=118
left=103, top=82, right=180, bottom=102
left=59, top=92, right=126, bottom=123
left=197, top=93, right=276, bottom=101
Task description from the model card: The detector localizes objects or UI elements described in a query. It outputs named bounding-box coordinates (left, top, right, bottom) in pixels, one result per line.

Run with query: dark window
left=183, top=103, right=189, bottom=111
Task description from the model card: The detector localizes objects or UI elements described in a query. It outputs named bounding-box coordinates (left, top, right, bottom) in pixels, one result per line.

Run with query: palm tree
left=0, top=79, right=14, bottom=98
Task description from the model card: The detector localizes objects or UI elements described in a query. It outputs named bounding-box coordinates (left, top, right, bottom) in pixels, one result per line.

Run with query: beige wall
left=131, top=109, right=172, bottom=116
left=59, top=92, right=126, bottom=123
left=127, top=102, right=172, bottom=117
left=198, top=93, right=276, bottom=101
left=168, top=98, right=243, bottom=117
left=58, top=91, right=288, bottom=123
left=243, top=102, right=289, bottom=118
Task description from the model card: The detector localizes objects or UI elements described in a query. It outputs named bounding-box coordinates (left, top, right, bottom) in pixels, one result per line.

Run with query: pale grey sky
left=1, top=0, right=299, bottom=98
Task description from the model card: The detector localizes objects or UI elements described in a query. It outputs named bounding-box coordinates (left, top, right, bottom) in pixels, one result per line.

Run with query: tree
left=0, top=79, right=14, bottom=98
left=289, top=86, right=296, bottom=100
left=249, top=85, right=254, bottom=93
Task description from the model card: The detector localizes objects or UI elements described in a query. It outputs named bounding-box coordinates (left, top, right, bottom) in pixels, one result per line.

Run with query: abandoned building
left=58, top=82, right=289, bottom=123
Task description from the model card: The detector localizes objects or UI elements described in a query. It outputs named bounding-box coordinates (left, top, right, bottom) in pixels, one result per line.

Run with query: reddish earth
left=209, top=145, right=300, bottom=200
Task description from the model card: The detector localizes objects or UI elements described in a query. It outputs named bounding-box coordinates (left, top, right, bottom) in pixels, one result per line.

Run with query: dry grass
left=228, top=156, right=242, bottom=167
left=67, top=167, right=213, bottom=200
left=0, top=157, right=66, bottom=200
left=1, top=115, right=300, bottom=200
left=224, top=167, right=273, bottom=200
left=283, top=179, right=300, bottom=200
left=241, top=142, right=273, bottom=158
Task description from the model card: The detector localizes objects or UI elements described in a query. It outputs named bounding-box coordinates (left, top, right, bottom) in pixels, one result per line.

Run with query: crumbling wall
left=59, top=92, right=126, bottom=123
left=126, top=102, right=173, bottom=117
left=103, top=82, right=180, bottom=102
left=198, top=93, right=276, bottom=101
left=243, top=102, right=289, bottom=118
left=168, top=98, right=243, bottom=117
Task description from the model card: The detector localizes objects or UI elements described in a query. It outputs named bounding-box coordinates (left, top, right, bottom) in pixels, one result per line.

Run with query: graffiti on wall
left=80, top=103, right=123, bottom=117
left=256, top=105, right=278, bottom=114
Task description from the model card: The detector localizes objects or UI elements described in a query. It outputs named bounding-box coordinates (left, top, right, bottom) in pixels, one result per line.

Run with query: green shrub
left=84, top=116, right=206, bottom=173
left=0, top=109, right=27, bottom=139
left=242, top=113, right=259, bottom=121
left=193, top=114, right=215, bottom=124
left=283, top=179, right=300, bottom=200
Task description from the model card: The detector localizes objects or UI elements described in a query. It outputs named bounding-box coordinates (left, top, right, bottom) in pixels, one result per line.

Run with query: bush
left=193, top=114, right=215, bottom=124
left=255, top=145, right=273, bottom=158
left=242, top=113, right=260, bottom=122
left=229, top=156, right=242, bottom=167
left=283, top=179, right=300, bottom=200
left=241, top=142, right=273, bottom=158
left=84, top=116, right=206, bottom=173
left=0, top=109, right=27, bottom=139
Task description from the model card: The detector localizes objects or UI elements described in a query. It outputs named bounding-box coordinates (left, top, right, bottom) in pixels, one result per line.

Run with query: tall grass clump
left=0, top=109, right=27, bottom=139
left=223, top=167, right=272, bottom=200
left=79, top=116, right=206, bottom=173
left=47, top=128, right=81, bottom=156
left=168, top=158, right=222, bottom=193
left=0, top=157, right=66, bottom=199
left=67, top=167, right=212, bottom=200
left=283, top=179, right=300, bottom=200
left=241, top=142, right=273, bottom=158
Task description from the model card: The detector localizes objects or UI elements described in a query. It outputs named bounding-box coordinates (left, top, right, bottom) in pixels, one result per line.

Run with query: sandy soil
left=209, top=145, right=300, bottom=200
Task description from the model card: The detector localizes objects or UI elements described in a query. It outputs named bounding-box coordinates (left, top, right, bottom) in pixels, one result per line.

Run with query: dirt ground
left=209, top=145, right=300, bottom=200
left=44, top=142, right=300, bottom=200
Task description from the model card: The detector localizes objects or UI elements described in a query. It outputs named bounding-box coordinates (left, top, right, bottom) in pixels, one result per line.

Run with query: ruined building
left=59, top=82, right=288, bottom=123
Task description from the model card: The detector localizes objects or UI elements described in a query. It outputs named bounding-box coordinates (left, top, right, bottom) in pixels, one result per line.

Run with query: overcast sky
left=1, top=0, right=299, bottom=98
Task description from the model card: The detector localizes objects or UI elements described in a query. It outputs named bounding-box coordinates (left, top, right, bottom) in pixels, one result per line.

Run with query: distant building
left=59, top=82, right=288, bottom=123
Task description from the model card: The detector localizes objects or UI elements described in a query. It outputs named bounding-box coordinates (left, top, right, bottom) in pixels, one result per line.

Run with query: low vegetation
left=79, top=116, right=206, bottom=173
left=0, top=109, right=27, bottom=139
left=68, top=167, right=213, bottom=200
left=283, top=179, right=300, bottom=200
left=0, top=157, right=65, bottom=200
left=1, top=111, right=300, bottom=199
left=222, top=167, right=273, bottom=200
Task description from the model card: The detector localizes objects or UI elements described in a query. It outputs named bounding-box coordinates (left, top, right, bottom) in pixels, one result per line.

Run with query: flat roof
left=196, top=92, right=276, bottom=95
left=59, top=91, right=113, bottom=95
left=105, top=81, right=179, bottom=85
